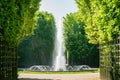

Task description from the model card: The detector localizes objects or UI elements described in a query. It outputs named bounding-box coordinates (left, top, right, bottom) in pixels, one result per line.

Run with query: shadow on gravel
left=19, top=78, right=61, bottom=80
left=19, top=78, right=52, bottom=80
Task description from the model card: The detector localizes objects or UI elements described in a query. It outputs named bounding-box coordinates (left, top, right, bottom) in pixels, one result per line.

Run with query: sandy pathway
left=19, top=73, right=100, bottom=80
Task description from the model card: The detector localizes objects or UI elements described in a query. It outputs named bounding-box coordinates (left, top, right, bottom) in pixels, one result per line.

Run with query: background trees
left=18, top=11, right=56, bottom=67
left=63, top=13, right=99, bottom=67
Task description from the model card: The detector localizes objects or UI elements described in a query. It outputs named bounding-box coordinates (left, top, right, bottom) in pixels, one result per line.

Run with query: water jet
left=53, top=18, right=66, bottom=71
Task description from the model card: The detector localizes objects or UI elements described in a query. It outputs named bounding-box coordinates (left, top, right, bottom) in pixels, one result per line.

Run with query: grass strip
left=18, top=70, right=99, bottom=74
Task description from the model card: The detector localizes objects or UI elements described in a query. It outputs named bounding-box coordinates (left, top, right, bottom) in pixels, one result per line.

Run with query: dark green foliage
left=18, top=12, right=56, bottom=67
left=63, top=13, right=99, bottom=67
left=0, top=0, right=41, bottom=47
left=0, top=40, right=17, bottom=80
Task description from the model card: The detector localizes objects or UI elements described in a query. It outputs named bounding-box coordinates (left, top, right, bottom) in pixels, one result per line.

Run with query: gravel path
left=19, top=73, right=100, bottom=80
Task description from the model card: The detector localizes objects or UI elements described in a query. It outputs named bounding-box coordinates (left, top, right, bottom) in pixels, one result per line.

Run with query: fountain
left=23, top=18, right=93, bottom=72
left=53, top=18, right=66, bottom=71
left=26, top=65, right=92, bottom=71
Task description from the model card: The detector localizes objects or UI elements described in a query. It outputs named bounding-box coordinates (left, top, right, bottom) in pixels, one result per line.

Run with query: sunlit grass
left=18, top=69, right=99, bottom=74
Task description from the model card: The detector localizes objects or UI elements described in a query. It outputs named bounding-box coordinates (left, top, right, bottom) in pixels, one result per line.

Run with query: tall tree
left=63, top=13, right=99, bottom=67
left=18, top=11, right=56, bottom=67
left=0, top=0, right=41, bottom=46
left=76, top=1, right=120, bottom=79
left=0, top=0, right=41, bottom=79
left=76, top=0, right=120, bottom=44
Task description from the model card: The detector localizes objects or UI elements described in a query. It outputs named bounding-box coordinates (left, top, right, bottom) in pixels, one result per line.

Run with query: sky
left=39, top=0, right=78, bottom=24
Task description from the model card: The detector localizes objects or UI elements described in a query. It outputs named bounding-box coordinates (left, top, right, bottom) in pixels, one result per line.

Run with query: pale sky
left=39, top=0, right=78, bottom=24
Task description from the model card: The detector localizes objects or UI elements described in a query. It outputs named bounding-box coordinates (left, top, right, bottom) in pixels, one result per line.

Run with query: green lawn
left=18, top=69, right=99, bottom=74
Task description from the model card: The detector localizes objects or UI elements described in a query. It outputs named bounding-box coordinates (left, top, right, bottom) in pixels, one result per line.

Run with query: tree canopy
left=0, top=0, right=41, bottom=46
left=18, top=11, right=56, bottom=67
left=63, top=13, right=99, bottom=67
left=76, top=0, right=120, bottom=44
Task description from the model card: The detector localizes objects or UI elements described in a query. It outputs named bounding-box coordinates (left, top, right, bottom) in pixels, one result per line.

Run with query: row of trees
left=0, top=0, right=41, bottom=79
left=0, top=0, right=56, bottom=69
left=63, top=0, right=120, bottom=67
left=18, top=11, right=56, bottom=67
left=74, top=0, right=120, bottom=79
left=75, top=0, right=120, bottom=44
left=0, top=0, right=41, bottom=46
left=63, top=13, right=99, bottom=67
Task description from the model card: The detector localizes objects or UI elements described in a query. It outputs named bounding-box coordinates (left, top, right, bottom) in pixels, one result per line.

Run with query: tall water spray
left=53, top=18, right=66, bottom=71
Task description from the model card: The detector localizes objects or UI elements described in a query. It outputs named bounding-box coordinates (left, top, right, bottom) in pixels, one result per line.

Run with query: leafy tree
left=63, top=13, right=99, bottom=67
left=76, top=1, right=120, bottom=79
left=75, top=0, right=120, bottom=44
left=93, top=0, right=120, bottom=43
left=0, top=0, right=41, bottom=46
left=0, top=0, right=41, bottom=79
left=75, top=0, right=99, bottom=44
left=18, top=11, right=56, bottom=67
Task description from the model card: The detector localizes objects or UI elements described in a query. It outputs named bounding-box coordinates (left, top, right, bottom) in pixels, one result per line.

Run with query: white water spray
left=53, top=18, right=66, bottom=71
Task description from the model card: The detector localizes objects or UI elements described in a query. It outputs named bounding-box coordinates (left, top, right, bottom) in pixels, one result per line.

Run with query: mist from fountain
left=53, top=18, right=66, bottom=71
